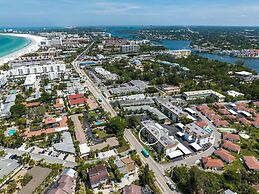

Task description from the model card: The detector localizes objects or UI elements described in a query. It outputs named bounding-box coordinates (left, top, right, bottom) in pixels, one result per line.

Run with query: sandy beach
left=0, top=33, right=45, bottom=65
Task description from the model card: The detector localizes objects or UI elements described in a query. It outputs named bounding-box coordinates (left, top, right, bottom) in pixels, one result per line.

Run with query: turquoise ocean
left=0, top=35, right=31, bottom=58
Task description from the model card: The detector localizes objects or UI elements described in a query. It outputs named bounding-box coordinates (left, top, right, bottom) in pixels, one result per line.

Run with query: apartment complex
left=120, top=45, right=140, bottom=53
left=182, top=90, right=226, bottom=102
left=141, top=120, right=178, bottom=155
left=8, top=63, right=66, bottom=77
left=158, top=100, right=188, bottom=122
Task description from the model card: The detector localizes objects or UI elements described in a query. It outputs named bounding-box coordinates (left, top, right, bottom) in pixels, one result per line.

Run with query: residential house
left=48, top=168, right=77, bottom=194
left=214, top=120, right=230, bottom=128
left=24, top=116, right=68, bottom=138
left=243, top=156, right=259, bottom=172
left=87, top=165, right=109, bottom=188
left=67, top=93, right=85, bottom=108
left=214, top=148, right=236, bottom=164
left=86, top=97, right=99, bottom=111
left=202, top=157, right=224, bottom=170
left=222, top=140, right=241, bottom=154
left=54, top=98, right=65, bottom=110
left=222, top=132, right=240, bottom=142
left=115, top=156, right=136, bottom=177
left=123, top=184, right=142, bottom=194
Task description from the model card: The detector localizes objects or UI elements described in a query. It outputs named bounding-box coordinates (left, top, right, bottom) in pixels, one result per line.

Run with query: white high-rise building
left=120, top=45, right=140, bottom=53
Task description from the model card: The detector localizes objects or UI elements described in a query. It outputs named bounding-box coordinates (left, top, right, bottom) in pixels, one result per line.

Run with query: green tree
left=7, top=181, right=17, bottom=193
left=40, top=91, right=52, bottom=103
left=10, top=103, right=26, bottom=118
left=106, top=116, right=127, bottom=134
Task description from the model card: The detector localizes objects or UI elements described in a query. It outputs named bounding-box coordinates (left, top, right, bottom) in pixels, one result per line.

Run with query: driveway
left=70, top=114, right=87, bottom=144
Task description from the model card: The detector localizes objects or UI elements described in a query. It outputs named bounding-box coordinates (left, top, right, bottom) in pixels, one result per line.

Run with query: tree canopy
left=106, top=116, right=127, bottom=134
left=10, top=103, right=26, bottom=118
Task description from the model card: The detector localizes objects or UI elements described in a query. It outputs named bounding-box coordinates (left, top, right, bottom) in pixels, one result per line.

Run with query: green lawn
left=240, top=148, right=259, bottom=158
left=94, top=129, right=109, bottom=139
left=117, top=144, right=130, bottom=153
left=224, top=158, right=245, bottom=171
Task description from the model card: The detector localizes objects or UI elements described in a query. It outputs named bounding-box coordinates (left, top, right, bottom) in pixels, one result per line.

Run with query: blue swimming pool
left=95, top=121, right=104, bottom=125
left=7, top=128, right=16, bottom=136
left=204, top=128, right=213, bottom=134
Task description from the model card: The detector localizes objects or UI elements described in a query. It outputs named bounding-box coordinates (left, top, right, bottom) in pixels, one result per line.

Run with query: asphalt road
left=73, top=42, right=174, bottom=193
left=71, top=42, right=117, bottom=117
left=124, top=129, right=175, bottom=194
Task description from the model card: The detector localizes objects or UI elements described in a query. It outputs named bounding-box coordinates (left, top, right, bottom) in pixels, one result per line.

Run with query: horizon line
left=1, top=24, right=259, bottom=29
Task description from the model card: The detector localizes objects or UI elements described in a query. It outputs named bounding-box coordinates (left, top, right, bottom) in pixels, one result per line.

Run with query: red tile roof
left=69, top=98, right=85, bottom=106
left=59, top=116, right=68, bottom=128
left=45, top=118, right=57, bottom=125
left=244, top=156, right=259, bottom=171
left=195, top=120, right=208, bottom=128
left=24, top=116, right=68, bottom=138
left=207, top=114, right=222, bottom=121
left=67, top=93, right=84, bottom=100
left=214, top=148, right=236, bottom=163
left=222, top=140, right=241, bottom=153
left=253, top=101, right=259, bottom=107
left=54, top=98, right=64, bottom=108
left=202, top=157, right=224, bottom=169
left=218, top=109, right=230, bottom=115
left=253, top=114, right=259, bottom=121
left=252, top=121, right=259, bottom=128
left=226, top=115, right=237, bottom=120
left=24, top=128, right=55, bottom=138
left=243, top=108, right=256, bottom=114
left=238, top=117, right=252, bottom=125
left=236, top=102, right=248, bottom=107
left=23, top=102, right=41, bottom=108
left=222, top=132, right=240, bottom=142
left=214, top=120, right=229, bottom=127
left=197, top=105, right=210, bottom=111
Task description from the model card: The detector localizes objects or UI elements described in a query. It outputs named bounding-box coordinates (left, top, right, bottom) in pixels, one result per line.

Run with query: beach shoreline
left=0, top=33, right=45, bottom=65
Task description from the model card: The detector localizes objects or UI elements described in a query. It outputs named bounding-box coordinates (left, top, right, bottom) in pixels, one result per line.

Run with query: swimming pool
left=95, top=121, right=104, bottom=125
left=7, top=128, right=17, bottom=136
left=204, top=128, right=213, bottom=134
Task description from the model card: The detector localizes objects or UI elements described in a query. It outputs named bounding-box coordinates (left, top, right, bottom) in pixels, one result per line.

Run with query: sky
left=0, top=0, right=259, bottom=27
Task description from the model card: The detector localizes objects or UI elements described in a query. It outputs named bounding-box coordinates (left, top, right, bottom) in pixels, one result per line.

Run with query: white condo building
left=24, top=74, right=37, bottom=90
left=8, top=63, right=66, bottom=77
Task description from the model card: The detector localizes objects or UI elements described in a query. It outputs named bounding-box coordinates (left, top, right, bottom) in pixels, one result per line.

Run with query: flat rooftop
left=185, top=123, right=210, bottom=138
left=0, top=159, right=20, bottom=179
left=159, top=101, right=186, bottom=116
left=183, top=89, right=225, bottom=98
left=124, top=105, right=168, bottom=120
left=141, top=120, right=178, bottom=148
